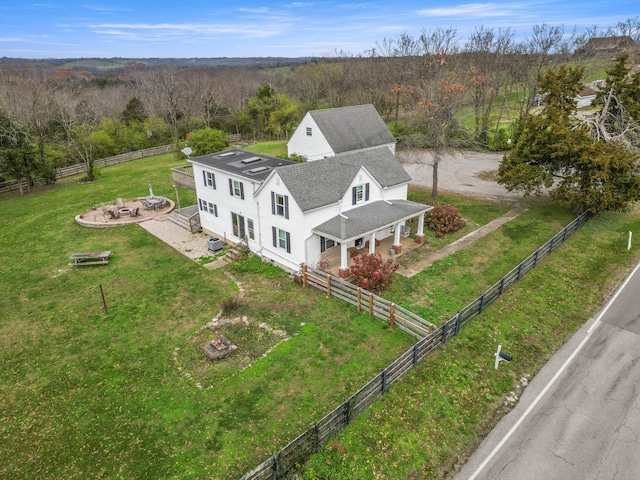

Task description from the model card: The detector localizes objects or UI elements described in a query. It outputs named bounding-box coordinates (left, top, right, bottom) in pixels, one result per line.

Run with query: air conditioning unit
left=207, top=237, right=223, bottom=252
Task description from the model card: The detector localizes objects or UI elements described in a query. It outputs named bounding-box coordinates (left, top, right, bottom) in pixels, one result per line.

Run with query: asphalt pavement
left=453, top=260, right=640, bottom=480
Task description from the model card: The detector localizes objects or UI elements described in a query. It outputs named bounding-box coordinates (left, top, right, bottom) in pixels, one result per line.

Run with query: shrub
left=425, top=202, right=465, bottom=237
left=350, top=252, right=399, bottom=294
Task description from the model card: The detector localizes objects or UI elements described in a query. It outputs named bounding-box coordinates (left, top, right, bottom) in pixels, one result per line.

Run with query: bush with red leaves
left=425, top=202, right=465, bottom=237
left=349, top=252, right=399, bottom=294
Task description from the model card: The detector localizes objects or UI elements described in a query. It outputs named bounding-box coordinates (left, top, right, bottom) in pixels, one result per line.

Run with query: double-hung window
left=247, top=219, right=255, bottom=240
left=229, top=179, right=245, bottom=199
left=272, top=227, right=291, bottom=253
left=202, top=171, right=216, bottom=189
left=271, top=192, right=289, bottom=219
left=306, top=127, right=312, bottom=136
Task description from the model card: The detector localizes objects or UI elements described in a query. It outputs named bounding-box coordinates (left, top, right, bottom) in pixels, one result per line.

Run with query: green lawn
left=3, top=151, right=640, bottom=479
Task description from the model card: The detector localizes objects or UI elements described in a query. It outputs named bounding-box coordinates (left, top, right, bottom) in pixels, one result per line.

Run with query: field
left=2, top=151, right=640, bottom=479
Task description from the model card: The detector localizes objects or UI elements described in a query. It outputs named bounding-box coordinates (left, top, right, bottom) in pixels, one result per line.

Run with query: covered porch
left=320, top=234, right=422, bottom=276
left=313, top=199, right=433, bottom=278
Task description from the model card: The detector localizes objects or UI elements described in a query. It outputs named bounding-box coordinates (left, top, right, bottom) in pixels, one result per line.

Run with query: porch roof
left=312, top=200, right=432, bottom=242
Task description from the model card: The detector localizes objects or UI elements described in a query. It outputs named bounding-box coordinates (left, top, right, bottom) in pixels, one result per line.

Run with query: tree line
left=1, top=18, right=639, bottom=205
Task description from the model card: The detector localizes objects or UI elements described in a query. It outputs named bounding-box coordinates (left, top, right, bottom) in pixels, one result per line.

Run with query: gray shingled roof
left=275, top=147, right=411, bottom=212
left=188, top=148, right=296, bottom=181
left=309, top=104, right=395, bottom=154
left=313, top=200, right=433, bottom=241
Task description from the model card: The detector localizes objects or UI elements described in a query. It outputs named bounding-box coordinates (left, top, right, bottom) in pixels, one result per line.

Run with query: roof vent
left=241, top=156, right=261, bottom=164
left=219, top=151, right=236, bottom=157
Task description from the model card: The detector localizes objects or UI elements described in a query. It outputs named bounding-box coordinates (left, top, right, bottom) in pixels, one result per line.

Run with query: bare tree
left=408, top=27, right=468, bottom=198
left=463, top=26, right=515, bottom=143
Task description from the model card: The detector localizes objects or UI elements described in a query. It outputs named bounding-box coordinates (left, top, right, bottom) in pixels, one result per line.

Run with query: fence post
left=516, top=263, right=522, bottom=281
left=327, top=275, right=332, bottom=299
left=357, top=288, right=362, bottom=313
left=389, top=303, right=395, bottom=331
left=498, top=276, right=505, bottom=296
left=442, top=322, right=449, bottom=344
left=344, top=399, right=352, bottom=426
left=382, top=370, right=387, bottom=394
left=478, top=293, right=485, bottom=313
left=369, top=293, right=374, bottom=316
left=302, top=263, right=308, bottom=287
left=453, top=311, right=461, bottom=335
left=533, top=249, right=539, bottom=267
left=272, top=454, right=280, bottom=479
left=413, top=343, right=418, bottom=366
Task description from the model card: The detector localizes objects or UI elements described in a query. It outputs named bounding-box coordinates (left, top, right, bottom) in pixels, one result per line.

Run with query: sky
left=0, top=1, right=637, bottom=59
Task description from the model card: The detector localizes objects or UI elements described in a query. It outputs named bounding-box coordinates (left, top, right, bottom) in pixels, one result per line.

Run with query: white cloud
left=418, top=2, right=529, bottom=18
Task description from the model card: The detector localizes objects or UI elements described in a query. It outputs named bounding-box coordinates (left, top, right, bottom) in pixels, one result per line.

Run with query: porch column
left=393, top=223, right=402, bottom=254
left=415, top=213, right=426, bottom=244
left=339, top=243, right=349, bottom=278
left=368, top=232, right=377, bottom=254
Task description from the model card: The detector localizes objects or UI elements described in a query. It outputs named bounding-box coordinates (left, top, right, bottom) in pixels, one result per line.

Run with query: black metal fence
left=240, top=210, right=593, bottom=480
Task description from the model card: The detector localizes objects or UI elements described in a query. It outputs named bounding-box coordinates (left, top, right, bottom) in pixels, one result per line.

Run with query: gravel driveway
left=396, top=149, right=524, bottom=201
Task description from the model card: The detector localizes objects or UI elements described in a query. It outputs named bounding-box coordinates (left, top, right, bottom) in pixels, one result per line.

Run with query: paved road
left=454, top=261, right=640, bottom=480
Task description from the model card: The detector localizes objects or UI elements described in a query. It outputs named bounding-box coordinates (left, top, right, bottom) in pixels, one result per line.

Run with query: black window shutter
left=272, top=226, right=277, bottom=247
left=284, top=195, right=289, bottom=219
left=202, top=170, right=207, bottom=186
left=271, top=191, right=275, bottom=215
left=352, top=186, right=357, bottom=205
left=214, top=204, right=218, bottom=217
left=229, top=178, right=233, bottom=196
left=212, top=173, right=216, bottom=189
left=286, top=232, right=291, bottom=253
left=240, top=182, right=244, bottom=199
left=365, top=183, right=370, bottom=201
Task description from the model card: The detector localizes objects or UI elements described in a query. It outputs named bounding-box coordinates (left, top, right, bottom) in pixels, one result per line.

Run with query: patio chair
left=140, top=199, right=152, bottom=210
left=348, top=247, right=360, bottom=258
left=159, top=197, right=167, bottom=209
left=130, top=207, right=140, bottom=217
left=108, top=209, right=120, bottom=220
left=116, top=197, right=124, bottom=209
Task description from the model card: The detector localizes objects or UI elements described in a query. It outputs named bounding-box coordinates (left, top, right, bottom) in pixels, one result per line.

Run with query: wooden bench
left=69, top=251, right=112, bottom=268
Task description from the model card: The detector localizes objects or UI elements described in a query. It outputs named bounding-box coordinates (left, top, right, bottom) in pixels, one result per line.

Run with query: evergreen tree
left=498, top=65, right=640, bottom=212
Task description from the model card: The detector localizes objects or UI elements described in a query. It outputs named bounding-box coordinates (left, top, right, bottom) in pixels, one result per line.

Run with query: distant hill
left=0, top=56, right=318, bottom=75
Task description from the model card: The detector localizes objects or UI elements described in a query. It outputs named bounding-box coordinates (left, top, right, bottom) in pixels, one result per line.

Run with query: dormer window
left=306, top=127, right=312, bottom=136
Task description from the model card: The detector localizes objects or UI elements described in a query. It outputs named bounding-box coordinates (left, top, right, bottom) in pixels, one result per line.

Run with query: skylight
left=241, top=156, right=261, bottom=164
left=247, top=166, right=269, bottom=174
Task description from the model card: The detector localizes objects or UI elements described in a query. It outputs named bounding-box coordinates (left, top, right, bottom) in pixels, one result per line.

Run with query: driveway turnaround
left=454, top=260, right=640, bottom=480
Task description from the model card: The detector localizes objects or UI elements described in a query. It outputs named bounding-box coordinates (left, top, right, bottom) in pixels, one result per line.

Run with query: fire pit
left=200, top=330, right=237, bottom=361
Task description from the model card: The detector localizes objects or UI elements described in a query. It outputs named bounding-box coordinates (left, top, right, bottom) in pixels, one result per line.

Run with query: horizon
left=0, top=1, right=638, bottom=59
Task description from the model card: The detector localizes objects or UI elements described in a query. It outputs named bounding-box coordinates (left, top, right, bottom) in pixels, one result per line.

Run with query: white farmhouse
left=187, top=147, right=431, bottom=277
left=287, top=104, right=396, bottom=161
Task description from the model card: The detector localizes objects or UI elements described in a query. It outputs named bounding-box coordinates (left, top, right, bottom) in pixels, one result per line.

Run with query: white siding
left=192, top=164, right=261, bottom=250
left=287, top=114, right=334, bottom=161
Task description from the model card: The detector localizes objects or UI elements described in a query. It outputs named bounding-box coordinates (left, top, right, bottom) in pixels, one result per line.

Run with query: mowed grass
left=302, top=208, right=640, bottom=479
left=0, top=154, right=414, bottom=479
left=4, top=150, right=640, bottom=479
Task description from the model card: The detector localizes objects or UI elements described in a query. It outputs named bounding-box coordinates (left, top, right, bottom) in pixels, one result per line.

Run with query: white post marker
left=628, top=231, right=632, bottom=251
